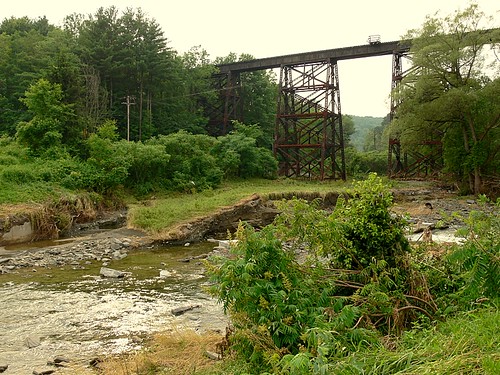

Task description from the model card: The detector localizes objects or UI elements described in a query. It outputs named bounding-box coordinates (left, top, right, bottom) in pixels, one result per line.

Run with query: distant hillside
left=349, top=115, right=384, bottom=151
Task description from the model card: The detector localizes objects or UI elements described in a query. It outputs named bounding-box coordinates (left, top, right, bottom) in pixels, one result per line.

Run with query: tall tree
left=179, top=46, right=218, bottom=134
left=0, top=17, right=63, bottom=135
left=75, top=7, right=121, bottom=112
left=71, top=7, right=177, bottom=140
left=390, top=3, right=499, bottom=194
left=16, top=78, right=76, bottom=155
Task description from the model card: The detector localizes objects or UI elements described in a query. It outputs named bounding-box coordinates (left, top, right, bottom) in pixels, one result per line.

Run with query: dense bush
left=2, top=120, right=279, bottom=198
left=214, top=122, right=278, bottom=179
left=207, top=174, right=431, bottom=374
left=147, top=131, right=223, bottom=192
left=345, top=147, right=387, bottom=177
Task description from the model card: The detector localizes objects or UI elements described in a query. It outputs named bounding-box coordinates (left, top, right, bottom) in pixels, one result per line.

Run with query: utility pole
left=122, top=95, right=135, bottom=141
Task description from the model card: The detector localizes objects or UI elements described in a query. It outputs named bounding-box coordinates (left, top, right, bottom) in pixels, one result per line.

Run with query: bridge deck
left=217, top=40, right=411, bottom=73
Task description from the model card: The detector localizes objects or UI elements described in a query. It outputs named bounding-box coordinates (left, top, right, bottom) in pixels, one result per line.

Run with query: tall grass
left=0, top=138, right=74, bottom=204
left=92, top=308, right=499, bottom=375
left=332, top=308, right=499, bottom=374
left=97, top=329, right=226, bottom=375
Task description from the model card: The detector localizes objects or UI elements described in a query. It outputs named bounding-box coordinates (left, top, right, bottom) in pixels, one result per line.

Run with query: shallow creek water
left=0, top=242, right=227, bottom=374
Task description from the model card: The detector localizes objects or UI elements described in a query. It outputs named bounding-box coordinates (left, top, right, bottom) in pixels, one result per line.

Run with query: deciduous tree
left=389, top=3, right=499, bottom=194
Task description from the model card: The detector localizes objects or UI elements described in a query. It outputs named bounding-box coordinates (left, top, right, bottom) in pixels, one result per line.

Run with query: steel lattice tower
left=274, top=59, right=346, bottom=180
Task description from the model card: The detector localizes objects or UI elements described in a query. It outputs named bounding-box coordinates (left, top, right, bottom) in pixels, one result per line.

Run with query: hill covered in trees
left=0, top=8, right=277, bottom=146
left=349, top=115, right=385, bottom=151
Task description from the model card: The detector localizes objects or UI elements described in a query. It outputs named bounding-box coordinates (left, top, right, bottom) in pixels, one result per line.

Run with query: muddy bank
left=159, top=192, right=343, bottom=245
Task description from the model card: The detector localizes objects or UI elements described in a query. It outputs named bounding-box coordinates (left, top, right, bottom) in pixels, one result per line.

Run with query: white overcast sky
left=2, top=0, right=499, bottom=117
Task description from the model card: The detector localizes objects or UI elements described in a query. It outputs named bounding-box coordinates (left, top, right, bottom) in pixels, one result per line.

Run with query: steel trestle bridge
left=208, top=29, right=497, bottom=180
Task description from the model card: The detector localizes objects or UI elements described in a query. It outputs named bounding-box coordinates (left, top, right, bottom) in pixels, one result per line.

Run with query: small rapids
left=0, top=242, right=227, bottom=374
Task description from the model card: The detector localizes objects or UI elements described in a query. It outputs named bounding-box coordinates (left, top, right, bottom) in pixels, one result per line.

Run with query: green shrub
left=345, top=148, right=388, bottom=177
left=447, top=196, right=499, bottom=303
left=0, top=155, right=19, bottom=165
left=117, top=141, right=170, bottom=195
left=148, top=131, right=223, bottom=192
left=214, top=122, right=278, bottom=179
left=0, top=164, right=39, bottom=184
left=207, top=224, right=375, bottom=374
left=207, top=174, right=423, bottom=374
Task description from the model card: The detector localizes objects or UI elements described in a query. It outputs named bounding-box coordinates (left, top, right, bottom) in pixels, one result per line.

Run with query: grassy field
left=127, top=178, right=350, bottom=234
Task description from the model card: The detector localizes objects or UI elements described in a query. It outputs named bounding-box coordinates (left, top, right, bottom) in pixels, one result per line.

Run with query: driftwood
left=171, top=304, right=201, bottom=316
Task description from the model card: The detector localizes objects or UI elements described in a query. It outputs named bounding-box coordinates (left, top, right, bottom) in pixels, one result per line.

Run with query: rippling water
left=0, top=243, right=227, bottom=374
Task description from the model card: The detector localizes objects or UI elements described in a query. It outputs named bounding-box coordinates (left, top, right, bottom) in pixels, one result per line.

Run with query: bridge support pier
left=388, top=51, right=443, bottom=178
left=274, top=59, right=346, bottom=180
left=206, top=72, right=242, bottom=137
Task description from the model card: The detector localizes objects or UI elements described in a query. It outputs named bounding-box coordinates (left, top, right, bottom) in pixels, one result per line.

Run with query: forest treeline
left=0, top=7, right=284, bottom=198
left=0, top=7, right=278, bottom=144
left=0, top=6, right=379, bottom=200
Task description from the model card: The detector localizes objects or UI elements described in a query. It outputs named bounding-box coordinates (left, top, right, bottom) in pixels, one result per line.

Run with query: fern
left=447, top=198, right=500, bottom=301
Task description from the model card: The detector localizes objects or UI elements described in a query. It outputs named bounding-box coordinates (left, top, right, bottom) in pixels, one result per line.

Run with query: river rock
left=99, top=267, right=125, bottom=278
left=54, top=356, right=70, bottom=364
left=24, top=335, right=41, bottom=348
left=112, top=250, right=127, bottom=260
left=159, top=270, right=173, bottom=278
left=47, top=355, right=70, bottom=367
left=205, top=350, right=221, bottom=360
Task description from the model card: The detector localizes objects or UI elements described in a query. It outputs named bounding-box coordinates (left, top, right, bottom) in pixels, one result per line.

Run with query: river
left=0, top=242, right=227, bottom=374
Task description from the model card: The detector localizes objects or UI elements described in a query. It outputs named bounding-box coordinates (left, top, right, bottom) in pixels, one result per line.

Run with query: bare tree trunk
left=466, top=116, right=483, bottom=194
left=82, top=65, right=107, bottom=136
left=139, top=79, right=143, bottom=141
left=148, top=91, right=152, bottom=128
left=461, top=125, right=475, bottom=193
left=474, top=166, right=482, bottom=194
